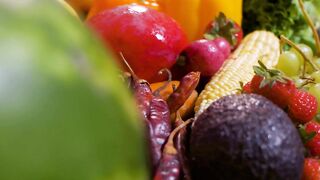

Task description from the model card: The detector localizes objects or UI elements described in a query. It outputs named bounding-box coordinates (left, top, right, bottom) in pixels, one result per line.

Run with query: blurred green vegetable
left=0, top=1, right=147, bottom=179
left=243, top=0, right=320, bottom=52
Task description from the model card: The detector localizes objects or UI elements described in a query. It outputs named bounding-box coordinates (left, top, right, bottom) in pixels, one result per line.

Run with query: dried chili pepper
left=175, top=117, right=193, bottom=180
left=167, top=72, right=200, bottom=113
left=123, top=55, right=172, bottom=174
left=148, top=96, right=171, bottom=171
left=154, top=118, right=193, bottom=180
left=133, top=79, right=153, bottom=119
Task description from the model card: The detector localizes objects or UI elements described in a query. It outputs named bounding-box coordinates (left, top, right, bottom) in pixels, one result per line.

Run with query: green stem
left=280, top=39, right=285, bottom=54
left=297, top=0, right=320, bottom=56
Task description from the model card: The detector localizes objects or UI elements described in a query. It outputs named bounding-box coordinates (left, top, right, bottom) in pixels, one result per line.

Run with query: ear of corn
left=195, top=30, right=280, bottom=116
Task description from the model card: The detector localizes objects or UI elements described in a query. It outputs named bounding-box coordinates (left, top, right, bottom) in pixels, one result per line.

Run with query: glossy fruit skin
left=213, top=37, right=232, bottom=59
left=250, top=75, right=296, bottom=109
left=290, top=44, right=314, bottom=67
left=0, top=1, right=147, bottom=179
left=243, top=82, right=252, bottom=93
left=182, top=38, right=230, bottom=77
left=311, top=71, right=320, bottom=83
left=276, top=51, right=301, bottom=77
left=288, top=90, right=318, bottom=124
left=302, top=158, right=320, bottom=180
left=305, top=121, right=320, bottom=156
left=87, top=5, right=188, bottom=82
left=309, top=84, right=320, bottom=112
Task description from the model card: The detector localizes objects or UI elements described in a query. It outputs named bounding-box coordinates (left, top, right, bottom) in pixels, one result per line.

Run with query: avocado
left=190, top=94, right=304, bottom=180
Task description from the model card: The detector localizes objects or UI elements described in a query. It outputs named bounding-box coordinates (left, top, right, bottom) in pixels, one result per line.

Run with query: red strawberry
left=243, top=81, right=252, bottom=93
left=302, top=158, right=320, bottom=180
left=305, top=121, right=320, bottom=156
left=249, top=61, right=296, bottom=108
left=289, top=90, right=318, bottom=124
left=204, top=12, right=243, bottom=50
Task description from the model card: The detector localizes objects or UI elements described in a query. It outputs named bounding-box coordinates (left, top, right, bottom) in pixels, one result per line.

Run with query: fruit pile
left=1, top=0, right=320, bottom=179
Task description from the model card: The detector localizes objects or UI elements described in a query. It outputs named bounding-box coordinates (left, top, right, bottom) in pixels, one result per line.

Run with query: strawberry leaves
left=299, top=124, right=316, bottom=144
left=204, top=12, right=239, bottom=47
left=253, top=60, right=289, bottom=88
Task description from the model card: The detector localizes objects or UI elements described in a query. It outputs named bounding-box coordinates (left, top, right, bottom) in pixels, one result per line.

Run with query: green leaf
left=253, top=66, right=266, bottom=76
left=258, top=60, right=268, bottom=70
left=205, top=12, right=239, bottom=46
left=299, top=124, right=316, bottom=144
left=243, top=0, right=320, bottom=53
left=203, top=33, right=216, bottom=40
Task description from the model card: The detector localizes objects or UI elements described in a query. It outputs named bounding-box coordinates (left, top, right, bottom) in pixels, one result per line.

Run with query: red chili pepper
left=148, top=96, right=171, bottom=172
left=133, top=79, right=153, bottom=119
left=167, top=72, right=200, bottom=113
left=154, top=118, right=193, bottom=180
left=129, top=76, right=171, bottom=173
left=123, top=56, right=172, bottom=174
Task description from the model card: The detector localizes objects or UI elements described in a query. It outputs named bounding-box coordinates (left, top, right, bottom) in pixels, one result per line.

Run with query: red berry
left=87, top=5, right=188, bottom=82
left=243, top=82, right=252, bottom=93
left=250, top=75, right=265, bottom=93
left=302, top=158, right=320, bottom=180
left=233, top=22, right=243, bottom=49
left=204, top=12, right=243, bottom=50
left=250, top=75, right=296, bottom=108
left=305, top=121, right=320, bottom=156
left=289, top=90, right=318, bottom=124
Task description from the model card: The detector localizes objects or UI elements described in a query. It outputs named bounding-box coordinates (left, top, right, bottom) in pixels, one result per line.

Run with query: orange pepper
left=87, top=0, right=242, bottom=41
left=177, top=90, right=198, bottom=119
left=150, top=81, right=180, bottom=100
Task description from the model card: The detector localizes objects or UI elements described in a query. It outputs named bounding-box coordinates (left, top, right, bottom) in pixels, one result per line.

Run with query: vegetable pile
left=2, top=0, right=320, bottom=179
left=243, top=0, right=320, bottom=52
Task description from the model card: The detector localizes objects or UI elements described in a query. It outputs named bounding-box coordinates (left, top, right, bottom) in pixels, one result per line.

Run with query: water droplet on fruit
left=155, top=33, right=164, bottom=41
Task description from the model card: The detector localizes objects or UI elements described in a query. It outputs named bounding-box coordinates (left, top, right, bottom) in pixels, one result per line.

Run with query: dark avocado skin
left=190, top=94, right=304, bottom=180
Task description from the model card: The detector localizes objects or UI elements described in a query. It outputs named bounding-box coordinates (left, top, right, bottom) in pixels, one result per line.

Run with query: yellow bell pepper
left=158, top=0, right=201, bottom=42
left=86, top=0, right=242, bottom=41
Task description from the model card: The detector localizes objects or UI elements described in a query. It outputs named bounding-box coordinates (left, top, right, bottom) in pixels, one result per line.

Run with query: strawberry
left=204, top=12, right=243, bottom=50
left=250, top=61, right=296, bottom=109
left=302, top=158, right=320, bottom=180
left=243, top=81, right=252, bottom=93
left=304, top=120, right=320, bottom=156
left=289, top=90, right=318, bottom=124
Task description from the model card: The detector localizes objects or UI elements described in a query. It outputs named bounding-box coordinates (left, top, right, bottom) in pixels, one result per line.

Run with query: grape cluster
left=276, top=44, right=320, bottom=113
